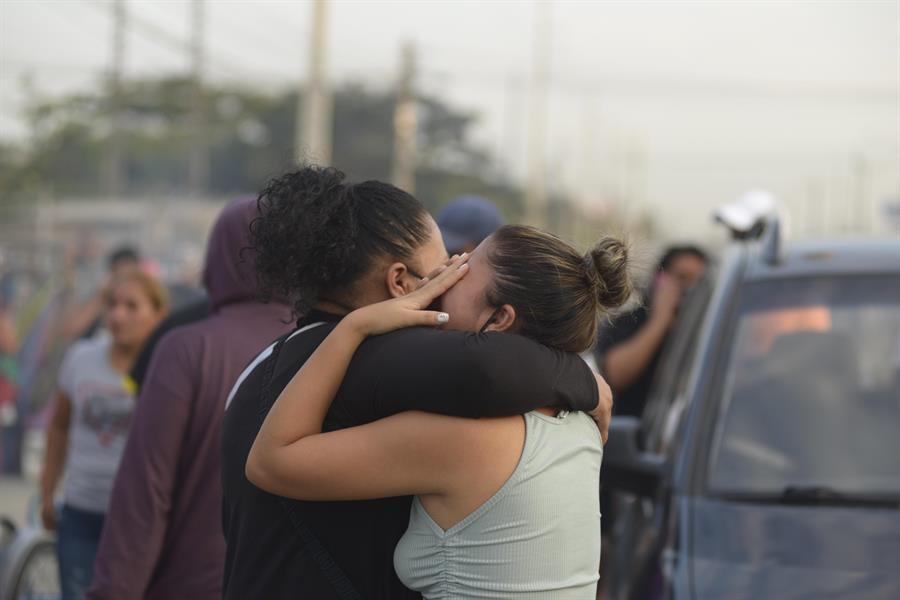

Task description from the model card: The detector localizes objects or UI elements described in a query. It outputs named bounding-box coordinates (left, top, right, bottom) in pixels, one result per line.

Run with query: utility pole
left=104, top=0, right=126, bottom=199
left=500, top=74, right=521, bottom=177
left=624, top=138, right=647, bottom=232
left=188, top=0, right=208, bottom=197
left=296, top=0, right=332, bottom=165
left=615, top=138, right=630, bottom=225
left=525, top=0, right=551, bottom=227
left=391, top=42, right=417, bottom=193
left=574, top=95, right=598, bottom=246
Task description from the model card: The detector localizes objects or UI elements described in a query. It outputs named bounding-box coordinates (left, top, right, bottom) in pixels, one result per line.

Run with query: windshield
left=707, top=275, right=900, bottom=497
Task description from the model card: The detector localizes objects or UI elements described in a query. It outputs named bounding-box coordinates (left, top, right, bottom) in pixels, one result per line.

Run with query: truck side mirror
left=602, top=416, right=668, bottom=497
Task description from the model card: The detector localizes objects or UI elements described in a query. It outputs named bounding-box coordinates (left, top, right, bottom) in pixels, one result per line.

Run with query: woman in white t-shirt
left=40, top=270, right=168, bottom=600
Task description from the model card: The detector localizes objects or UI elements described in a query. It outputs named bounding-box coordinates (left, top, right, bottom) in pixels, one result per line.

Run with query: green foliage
left=0, top=77, right=526, bottom=221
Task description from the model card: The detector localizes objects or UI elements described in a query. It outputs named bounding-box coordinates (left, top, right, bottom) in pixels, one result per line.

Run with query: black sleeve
left=343, top=327, right=599, bottom=420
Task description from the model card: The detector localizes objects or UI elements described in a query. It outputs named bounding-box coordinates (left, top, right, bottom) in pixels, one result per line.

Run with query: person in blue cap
left=436, top=195, right=505, bottom=255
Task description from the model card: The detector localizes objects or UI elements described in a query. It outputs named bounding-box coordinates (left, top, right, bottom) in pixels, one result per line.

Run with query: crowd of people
left=5, top=164, right=710, bottom=600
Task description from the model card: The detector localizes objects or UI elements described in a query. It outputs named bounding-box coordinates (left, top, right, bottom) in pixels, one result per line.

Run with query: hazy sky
left=2, top=0, right=898, bottom=242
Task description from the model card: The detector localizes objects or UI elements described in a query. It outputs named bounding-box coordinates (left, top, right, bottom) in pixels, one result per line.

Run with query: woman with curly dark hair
left=247, top=166, right=446, bottom=319
left=222, top=165, right=613, bottom=600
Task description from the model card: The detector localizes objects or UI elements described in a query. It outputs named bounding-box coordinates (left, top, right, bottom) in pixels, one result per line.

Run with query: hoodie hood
left=202, top=197, right=264, bottom=310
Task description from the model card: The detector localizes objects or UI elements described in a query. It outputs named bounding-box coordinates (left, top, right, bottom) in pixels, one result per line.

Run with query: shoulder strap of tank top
left=258, top=327, right=362, bottom=600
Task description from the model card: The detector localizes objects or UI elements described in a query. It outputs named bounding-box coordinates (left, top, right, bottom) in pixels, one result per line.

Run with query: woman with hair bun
left=248, top=224, right=632, bottom=599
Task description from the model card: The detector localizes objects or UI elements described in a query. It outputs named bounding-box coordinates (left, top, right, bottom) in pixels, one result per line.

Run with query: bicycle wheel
left=11, top=539, right=59, bottom=600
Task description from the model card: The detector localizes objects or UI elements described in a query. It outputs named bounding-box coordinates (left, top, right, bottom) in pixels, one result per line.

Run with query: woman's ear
left=486, top=304, right=517, bottom=333
left=385, top=262, right=417, bottom=298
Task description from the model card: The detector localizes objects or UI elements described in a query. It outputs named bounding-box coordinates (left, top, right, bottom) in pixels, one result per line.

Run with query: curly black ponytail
left=250, top=165, right=432, bottom=318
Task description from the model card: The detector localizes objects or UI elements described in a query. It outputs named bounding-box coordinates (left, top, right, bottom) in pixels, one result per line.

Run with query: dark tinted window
left=642, top=277, right=713, bottom=456
left=708, top=276, right=900, bottom=495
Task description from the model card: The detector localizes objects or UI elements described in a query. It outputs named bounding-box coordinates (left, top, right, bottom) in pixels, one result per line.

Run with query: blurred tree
left=0, top=77, right=526, bottom=218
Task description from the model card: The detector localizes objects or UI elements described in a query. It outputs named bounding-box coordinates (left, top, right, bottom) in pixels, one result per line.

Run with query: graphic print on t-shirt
left=76, top=380, right=134, bottom=447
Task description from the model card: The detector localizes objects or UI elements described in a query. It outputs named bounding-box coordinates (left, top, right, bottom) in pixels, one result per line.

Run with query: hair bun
left=585, top=237, right=632, bottom=310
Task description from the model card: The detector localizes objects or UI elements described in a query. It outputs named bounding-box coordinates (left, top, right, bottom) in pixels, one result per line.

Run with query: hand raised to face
left=347, top=254, right=471, bottom=338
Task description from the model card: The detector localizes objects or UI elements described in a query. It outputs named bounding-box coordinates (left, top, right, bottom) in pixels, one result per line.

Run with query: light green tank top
left=393, top=410, right=603, bottom=599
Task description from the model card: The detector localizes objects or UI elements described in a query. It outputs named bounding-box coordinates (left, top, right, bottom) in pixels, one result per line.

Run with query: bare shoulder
left=397, top=412, right=525, bottom=487
left=410, top=412, right=526, bottom=527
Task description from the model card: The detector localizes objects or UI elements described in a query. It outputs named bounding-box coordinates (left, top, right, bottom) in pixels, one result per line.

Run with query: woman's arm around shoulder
left=247, top=410, right=484, bottom=501
left=246, top=256, right=472, bottom=500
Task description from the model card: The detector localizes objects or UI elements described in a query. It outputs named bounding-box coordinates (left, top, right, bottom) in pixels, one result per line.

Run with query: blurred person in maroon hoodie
left=86, top=197, right=293, bottom=600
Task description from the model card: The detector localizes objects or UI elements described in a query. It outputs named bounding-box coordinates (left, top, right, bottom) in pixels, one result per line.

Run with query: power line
left=418, top=65, right=899, bottom=104
left=80, top=0, right=189, bottom=62
left=79, top=0, right=292, bottom=82
left=0, top=61, right=107, bottom=75
left=208, top=7, right=305, bottom=61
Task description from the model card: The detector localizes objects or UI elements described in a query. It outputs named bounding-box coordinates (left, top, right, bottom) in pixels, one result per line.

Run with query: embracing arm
left=246, top=352, right=463, bottom=500
left=247, top=258, right=470, bottom=499
left=363, top=328, right=600, bottom=419
left=246, top=319, right=462, bottom=500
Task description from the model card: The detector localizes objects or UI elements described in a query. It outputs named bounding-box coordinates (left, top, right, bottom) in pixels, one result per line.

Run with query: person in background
left=86, top=198, right=294, bottom=600
left=0, top=273, right=21, bottom=474
left=435, top=195, right=505, bottom=255
left=594, top=245, right=708, bottom=418
left=122, top=199, right=252, bottom=395
left=593, top=245, right=707, bottom=600
left=39, top=271, right=168, bottom=600
left=123, top=298, right=210, bottom=394
left=60, top=246, right=141, bottom=341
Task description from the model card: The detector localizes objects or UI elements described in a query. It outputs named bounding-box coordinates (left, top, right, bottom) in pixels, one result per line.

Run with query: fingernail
left=460, top=252, right=468, bottom=258
left=436, top=312, right=450, bottom=323
left=458, top=263, right=469, bottom=271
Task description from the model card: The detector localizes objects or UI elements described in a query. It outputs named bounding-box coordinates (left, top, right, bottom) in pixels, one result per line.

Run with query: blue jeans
left=56, top=504, right=105, bottom=600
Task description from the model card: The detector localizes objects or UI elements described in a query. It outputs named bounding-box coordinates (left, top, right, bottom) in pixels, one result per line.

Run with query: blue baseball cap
left=436, top=196, right=505, bottom=254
